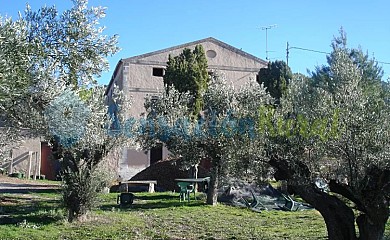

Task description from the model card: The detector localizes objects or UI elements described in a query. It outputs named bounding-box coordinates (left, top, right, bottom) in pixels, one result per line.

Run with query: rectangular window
left=152, top=68, right=164, bottom=77
left=150, top=143, right=163, bottom=165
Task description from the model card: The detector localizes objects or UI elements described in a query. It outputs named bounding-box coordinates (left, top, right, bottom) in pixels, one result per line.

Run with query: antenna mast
left=286, top=42, right=289, bottom=66
left=261, top=24, right=277, bottom=60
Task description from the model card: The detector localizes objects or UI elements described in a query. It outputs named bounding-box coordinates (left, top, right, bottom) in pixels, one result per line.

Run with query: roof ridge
left=122, top=37, right=214, bottom=62
left=105, top=37, right=267, bottom=95
left=122, top=37, right=266, bottom=64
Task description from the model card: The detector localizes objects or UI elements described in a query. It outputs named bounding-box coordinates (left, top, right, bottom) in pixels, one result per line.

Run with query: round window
left=206, top=50, right=217, bottom=58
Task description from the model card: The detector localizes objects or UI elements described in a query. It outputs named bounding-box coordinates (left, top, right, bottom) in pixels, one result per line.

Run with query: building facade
left=0, top=129, right=58, bottom=180
left=105, top=37, right=267, bottom=180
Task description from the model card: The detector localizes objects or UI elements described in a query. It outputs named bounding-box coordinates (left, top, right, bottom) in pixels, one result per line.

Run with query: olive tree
left=46, top=86, right=131, bottom=222
left=0, top=0, right=128, bottom=222
left=142, top=74, right=271, bottom=205
left=263, top=34, right=390, bottom=239
left=317, top=40, right=389, bottom=240
left=0, top=16, right=36, bottom=163
left=222, top=79, right=272, bottom=182
left=142, top=74, right=235, bottom=205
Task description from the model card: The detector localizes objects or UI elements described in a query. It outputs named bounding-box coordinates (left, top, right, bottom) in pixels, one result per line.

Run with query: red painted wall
left=40, top=142, right=56, bottom=180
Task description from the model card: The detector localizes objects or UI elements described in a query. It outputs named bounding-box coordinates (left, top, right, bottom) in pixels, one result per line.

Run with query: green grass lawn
left=0, top=191, right=389, bottom=240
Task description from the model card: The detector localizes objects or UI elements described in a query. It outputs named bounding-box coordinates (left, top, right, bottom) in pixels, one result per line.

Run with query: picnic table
left=174, top=177, right=210, bottom=185
left=120, top=180, right=157, bottom=193
left=174, top=177, right=209, bottom=202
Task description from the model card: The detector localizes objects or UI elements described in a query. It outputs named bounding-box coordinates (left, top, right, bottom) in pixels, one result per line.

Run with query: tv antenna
left=261, top=24, right=277, bottom=60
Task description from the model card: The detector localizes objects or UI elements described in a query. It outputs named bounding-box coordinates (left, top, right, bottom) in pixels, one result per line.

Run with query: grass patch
left=0, top=191, right=389, bottom=239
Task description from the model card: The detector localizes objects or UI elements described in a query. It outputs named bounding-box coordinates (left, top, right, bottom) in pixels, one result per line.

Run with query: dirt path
left=0, top=175, right=60, bottom=193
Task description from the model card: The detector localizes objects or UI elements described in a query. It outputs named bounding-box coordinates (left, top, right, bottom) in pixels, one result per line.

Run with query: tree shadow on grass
left=0, top=213, right=63, bottom=225
left=99, top=193, right=205, bottom=211
left=130, top=200, right=205, bottom=210
left=0, top=188, right=61, bottom=194
left=135, top=193, right=177, bottom=201
left=0, top=194, right=63, bottom=226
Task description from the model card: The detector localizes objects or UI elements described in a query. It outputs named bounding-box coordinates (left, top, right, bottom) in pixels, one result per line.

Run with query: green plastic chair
left=242, top=190, right=268, bottom=212
left=277, top=193, right=304, bottom=211
left=177, top=182, right=195, bottom=202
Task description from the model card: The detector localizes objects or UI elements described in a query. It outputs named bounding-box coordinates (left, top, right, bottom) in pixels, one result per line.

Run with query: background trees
left=163, top=45, right=209, bottom=116
left=147, top=31, right=390, bottom=239
left=311, top=29, right=383, bottom=94
left=143, top=73, right=271, bottom=205
left=264, top=33, right=390, bottom=239
left=2, top=1, right=388, bottom=235
left=143, top=74, right=236, bottom=205
left=0, top=17, right=32, bottom=165
left=315, top=34, right=389, bottom=239
left=257, top=60, right=292, bottom=103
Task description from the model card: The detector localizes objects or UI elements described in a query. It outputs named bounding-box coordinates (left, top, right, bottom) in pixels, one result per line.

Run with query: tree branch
left=328, top=179, right=366, bottom=212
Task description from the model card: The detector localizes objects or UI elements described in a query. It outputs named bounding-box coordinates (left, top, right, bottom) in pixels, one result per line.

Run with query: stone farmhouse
left=0, top=130, right=59, bottom=180
left=105, top=37, right=267, bottom=181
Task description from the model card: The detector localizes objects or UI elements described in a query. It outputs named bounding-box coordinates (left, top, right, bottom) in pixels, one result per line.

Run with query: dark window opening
left=150, top=143, right=163, bottom=165
left=152, top=68, right=164, bottom=77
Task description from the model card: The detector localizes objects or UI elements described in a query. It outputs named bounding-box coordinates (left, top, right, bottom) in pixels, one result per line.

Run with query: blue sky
left=1, top=0, right=390, bottom=85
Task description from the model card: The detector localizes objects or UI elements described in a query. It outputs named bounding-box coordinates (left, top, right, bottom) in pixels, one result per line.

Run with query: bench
left=121, top=180, right=157, bottom=193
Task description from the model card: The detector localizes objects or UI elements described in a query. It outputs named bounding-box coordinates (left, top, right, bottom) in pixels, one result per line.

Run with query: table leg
left=148, top=183, right=155, bottom=193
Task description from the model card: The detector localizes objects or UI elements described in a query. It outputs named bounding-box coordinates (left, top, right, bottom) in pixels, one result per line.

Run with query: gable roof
left=122, top=37, right=267, bottom=65
left=105, top=37, right=267, bottom=95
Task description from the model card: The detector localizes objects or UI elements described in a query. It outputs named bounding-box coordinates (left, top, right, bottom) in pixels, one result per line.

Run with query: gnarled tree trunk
left=268, top=155, right=357, bottom=240
left=355, top=166, right=390, bottom=240
left=356, top=196, right=388, bottom=240
left=293, top=184, right=357, bottom=240
left=328, top=167, right=390, bottom=240
left=357, top=212, right=386, bottom=240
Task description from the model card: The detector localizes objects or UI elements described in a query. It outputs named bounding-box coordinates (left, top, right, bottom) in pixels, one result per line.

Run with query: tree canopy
left=263, top=32, right=390, bottom=239
left=311, top=28, right=383, bottom=94
left=145, top=30, right=390, bottom=239
left=143, top=73, right=271, bottom=205
left=163, top=45, right=209, bottom=116
left=257, top=60, right=292, bottom=102
left=0, top=0, right=129, bottom=222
